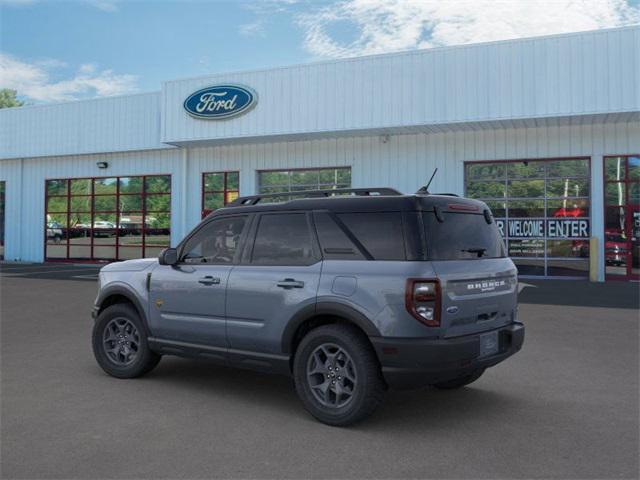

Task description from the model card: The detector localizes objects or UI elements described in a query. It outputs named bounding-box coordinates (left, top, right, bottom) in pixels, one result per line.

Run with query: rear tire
left=293, top=324, right=385, bottom=426
left=432, top=369, right=485, bottom=390
left=92, top=303, right=161, bottom=379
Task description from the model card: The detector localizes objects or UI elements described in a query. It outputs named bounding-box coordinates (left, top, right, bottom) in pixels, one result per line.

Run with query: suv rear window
left=336, top=212, right=405, bottom=260
left=251, top=213, right=317, bottom=265
left=423, top=212, right=505, bottom=260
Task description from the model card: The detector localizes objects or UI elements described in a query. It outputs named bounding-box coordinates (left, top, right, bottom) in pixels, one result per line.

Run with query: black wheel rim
left=306, top=343, right=357, bottom=408
left=103, top=318, right=140, bottom=366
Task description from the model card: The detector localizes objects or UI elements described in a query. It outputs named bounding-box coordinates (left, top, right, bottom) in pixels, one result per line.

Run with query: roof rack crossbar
left=227, top=187, right=402, bottom=207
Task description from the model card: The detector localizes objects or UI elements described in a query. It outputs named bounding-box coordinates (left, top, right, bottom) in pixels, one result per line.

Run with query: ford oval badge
left=446, top=306, right=459, bottom=314
left=184, top=84, right=257, bottom=120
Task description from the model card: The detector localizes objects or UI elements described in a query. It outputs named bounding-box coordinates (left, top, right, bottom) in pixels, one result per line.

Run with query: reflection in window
left=258, top=167, right=351, bottom=196
left=605, top=183, right=625, bottom=206
left=546, top=179, right=590, bottom=197
left=605, top=157, right=625, bottom=181
left=547, top=199, right=589, bottom=218
left=465, top=158, right=591, bottom=277
left=507, top=180, right=545, bottom=198
left=45, top=175, right=171, bottom=262
left=507, top=200, right=545, bottom=218
left=252, top=214, right=315, bottom=266
left=506, top=161, right=545, bottom=179
left=183, top=216, right=247, bottom=264
left=202, top=171, right=239, bottom=218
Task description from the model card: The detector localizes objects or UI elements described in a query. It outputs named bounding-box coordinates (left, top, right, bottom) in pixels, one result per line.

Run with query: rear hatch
left=422, top=206, right=518, bottom=339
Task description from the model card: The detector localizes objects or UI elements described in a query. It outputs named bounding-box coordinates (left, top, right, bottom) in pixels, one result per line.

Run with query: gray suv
left=92, top=188, right=524, bottom=426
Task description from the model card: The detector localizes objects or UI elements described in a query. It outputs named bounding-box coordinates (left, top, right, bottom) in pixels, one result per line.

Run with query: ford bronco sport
left=92, top=187, right=524, bottom=426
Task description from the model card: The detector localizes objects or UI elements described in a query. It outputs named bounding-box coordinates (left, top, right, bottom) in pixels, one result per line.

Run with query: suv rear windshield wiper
left=461, top=247, right=487, bottom=257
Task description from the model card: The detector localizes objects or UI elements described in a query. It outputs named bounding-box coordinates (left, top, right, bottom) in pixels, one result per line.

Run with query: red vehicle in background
left=605, top=230, right=628, bottom=266
left=553, top=206, right=585, bottom=218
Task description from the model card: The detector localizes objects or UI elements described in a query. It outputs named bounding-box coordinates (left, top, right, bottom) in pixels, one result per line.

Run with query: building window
left=45, top=175, right=171, bottom=262
left=603, top=155, right=639, bottom=280
left=201, top=171, right=239, bottom=218
left=258, top=167, right=351, bottom=196
left=465, top=158, right=591, bottom=277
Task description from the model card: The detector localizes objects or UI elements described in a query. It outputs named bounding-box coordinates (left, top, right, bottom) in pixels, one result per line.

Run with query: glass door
left=604, top=156, right=639, bottom=280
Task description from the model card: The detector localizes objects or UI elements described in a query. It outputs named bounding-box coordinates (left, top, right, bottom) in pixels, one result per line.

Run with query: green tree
left=0, top=89, right=24, bottom=109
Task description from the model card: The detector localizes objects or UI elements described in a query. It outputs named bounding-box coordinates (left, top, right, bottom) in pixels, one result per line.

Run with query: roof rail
left=227, top=187, right=402, bottom=207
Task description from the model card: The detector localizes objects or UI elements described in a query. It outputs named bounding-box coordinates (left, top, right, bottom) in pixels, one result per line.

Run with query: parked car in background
left=46, top=222, right=63, bottom=243
left=93, top=221, right=116, bottom=237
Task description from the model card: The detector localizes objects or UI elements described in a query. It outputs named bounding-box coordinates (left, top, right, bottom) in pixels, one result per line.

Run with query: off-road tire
left=432, top=368, right=485, bottom=390
left=293, top=324, right=385, bottom=426
left=92, top=303, right=161, bottom=379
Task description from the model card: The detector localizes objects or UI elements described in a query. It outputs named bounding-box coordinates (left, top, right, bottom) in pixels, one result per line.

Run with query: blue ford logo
left=183, top=84, right=257, bottom=120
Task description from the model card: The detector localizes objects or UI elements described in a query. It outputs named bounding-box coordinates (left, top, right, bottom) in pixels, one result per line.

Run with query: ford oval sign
left=183, top=84, right=257, bottom=120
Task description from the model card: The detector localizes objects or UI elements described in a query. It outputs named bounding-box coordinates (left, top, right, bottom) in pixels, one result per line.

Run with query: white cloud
left=298, top=0, right=640, bottom=58
left=0, top=53, right=138, bottom=102
left=239, top=19, right=266, bottom=36
left=86, top=0, right=119, bottom=12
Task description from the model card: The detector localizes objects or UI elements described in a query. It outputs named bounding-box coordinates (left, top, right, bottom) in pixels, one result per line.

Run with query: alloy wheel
left=103, top=317, right=140, bottom=366
left=306, top=343, right=357, bottom=408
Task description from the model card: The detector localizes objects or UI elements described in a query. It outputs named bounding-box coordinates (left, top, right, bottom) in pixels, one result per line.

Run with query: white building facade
left=1, top=27, right=638, bottom=281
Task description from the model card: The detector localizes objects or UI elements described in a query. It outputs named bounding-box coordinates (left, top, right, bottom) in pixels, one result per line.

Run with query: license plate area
left=479, top=331, right=499, bottom=358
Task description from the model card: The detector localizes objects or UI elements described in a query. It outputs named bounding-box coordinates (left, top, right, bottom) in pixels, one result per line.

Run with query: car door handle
left=276, top=278, right=305, bottom=289
left=198, top=276, right=221, bottom=286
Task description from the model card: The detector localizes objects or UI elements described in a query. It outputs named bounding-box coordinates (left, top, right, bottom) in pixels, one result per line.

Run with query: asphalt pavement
left=1, top=263, right=638, bottom=479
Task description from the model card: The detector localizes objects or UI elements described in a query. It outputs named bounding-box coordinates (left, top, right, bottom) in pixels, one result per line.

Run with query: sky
left=1, top=0, right=639, bottom=104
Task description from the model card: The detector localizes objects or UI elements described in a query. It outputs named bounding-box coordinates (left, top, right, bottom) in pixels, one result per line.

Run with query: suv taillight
left=405, top=279, right=441, bottom=327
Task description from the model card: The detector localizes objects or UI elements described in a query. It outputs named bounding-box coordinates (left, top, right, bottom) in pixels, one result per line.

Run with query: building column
left=591, top=155, right=605, bottom=282
left=240, top=168, right=256, bottom=197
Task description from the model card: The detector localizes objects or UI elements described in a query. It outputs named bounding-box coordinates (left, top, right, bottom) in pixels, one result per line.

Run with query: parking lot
left=1, top=263, right=638, bottom=479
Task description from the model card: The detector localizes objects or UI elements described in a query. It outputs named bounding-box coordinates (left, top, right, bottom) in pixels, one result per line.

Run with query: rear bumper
left=371, top=323, right=524, bottom=390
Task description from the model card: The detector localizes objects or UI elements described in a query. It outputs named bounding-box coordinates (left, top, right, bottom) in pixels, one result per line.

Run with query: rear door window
left=251, top=213, right=317, bottom=265
left=336, top=212, right=405, bottom=260
left=423, top=212, right=505, bottom=260
left=313, top=212, right=366, bottom=260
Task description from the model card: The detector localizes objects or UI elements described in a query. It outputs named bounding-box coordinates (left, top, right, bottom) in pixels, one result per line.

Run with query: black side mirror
left=158, top=247, right=178, bottom=266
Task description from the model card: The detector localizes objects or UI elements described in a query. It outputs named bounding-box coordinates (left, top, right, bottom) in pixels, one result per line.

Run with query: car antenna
left=416, top=168, right=438, bottom=194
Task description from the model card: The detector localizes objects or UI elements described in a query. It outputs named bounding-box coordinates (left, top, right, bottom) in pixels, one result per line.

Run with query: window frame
left=602, top=155, right=640, bottom=281
left=245, top=211, right=321, bottom=267
left=256, top=166, right=351, bottom=194
left=464, top=157, right=591, bottom=278
left=177, top=213, right=250, bottom=266
left=44, top=174, right=171, bottom=263
left=201, top=171, right=240, bottom=218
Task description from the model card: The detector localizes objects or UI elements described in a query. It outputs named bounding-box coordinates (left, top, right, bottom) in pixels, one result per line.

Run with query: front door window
left=604, top=156, right=639, bottom=280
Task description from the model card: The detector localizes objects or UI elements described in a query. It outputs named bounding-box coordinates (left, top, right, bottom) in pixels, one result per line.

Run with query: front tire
left=92, top=303, right=160, bottom=379
left=293, top=324, right=385, bottom=426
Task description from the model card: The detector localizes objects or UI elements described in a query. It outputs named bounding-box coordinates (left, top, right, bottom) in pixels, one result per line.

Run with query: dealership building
left=0, top=26, right=638, bottom=281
